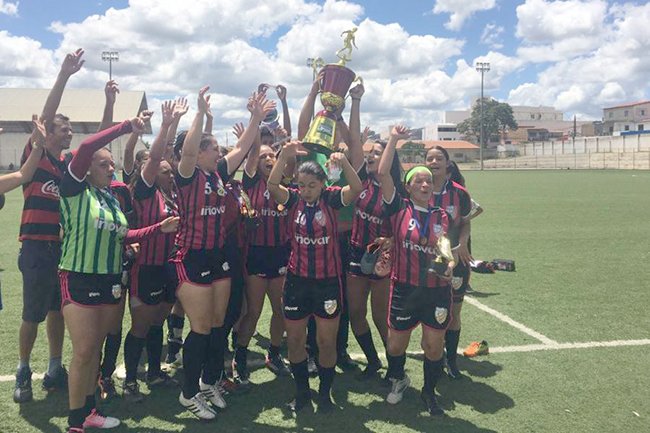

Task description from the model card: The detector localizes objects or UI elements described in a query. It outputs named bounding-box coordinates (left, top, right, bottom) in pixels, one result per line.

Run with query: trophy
left=430, top=235, right=454, bottom=277
left=303, top=28, right=361, bottom=155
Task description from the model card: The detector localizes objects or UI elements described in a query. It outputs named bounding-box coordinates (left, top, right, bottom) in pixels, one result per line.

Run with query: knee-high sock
left=201, top=327, right=225, bottom=385
left=166, top=313, right=184, bottom=359
left=100, top=328, right=123, bottom=379
left=445, top=329, right=461, bottom=368
left=124, top=332, right=146, bottom=382
left=290, top=359, right=310, bottom=398
left=355, top=330, right=379, bottom=363
left=386, top=353, right=406, bottom=380
left=423, top=356, right=444, bottom=395
left=317, top=365, right=335, bottom=397
left=146, top=325, right=163, bottom=377
left=182, top=331, right=209, bottom=398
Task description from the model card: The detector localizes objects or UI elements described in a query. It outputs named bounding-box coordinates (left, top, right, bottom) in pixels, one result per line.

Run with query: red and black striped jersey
left=285, top=186, right=345, bottom=279
left=174, top=159, right=231, bottom=250
left=385, top=194, right=450, bottom=288
left=242, top=170, right=288, bottom=247
left=351, top=177, right=391, bottom=248
left=132, top=175, right=178, bottom=266
left=429, top=180, right=471, bottom=247
left=19, top=142, right=66, bottom=242
left=110, top=180, right=134, bottom=225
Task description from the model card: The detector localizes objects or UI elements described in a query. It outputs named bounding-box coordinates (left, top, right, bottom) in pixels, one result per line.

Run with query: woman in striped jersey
left=59, top=117, right=179, bottom=433
left=425, top=152, right=473, bottom=380
left=267, top=141, right=363, bottom=413
left=170, top=87, right=274, bottom=420
left=377, top=126, right=457, bottom=416
left=120, top=101, right=180, bottom=401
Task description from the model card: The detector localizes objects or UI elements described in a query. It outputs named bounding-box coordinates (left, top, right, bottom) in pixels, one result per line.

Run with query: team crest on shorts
left=324, top=299, right=337, bottom=315
left=434, top=307, right=448, bottom=324
left=111, top=284, right=122, bottom=299
left=451, top=276, right=463, bottom=290
left=222, top=261, right=230, bottom=271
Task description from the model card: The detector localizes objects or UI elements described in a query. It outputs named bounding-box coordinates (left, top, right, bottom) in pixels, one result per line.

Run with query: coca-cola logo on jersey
left=41, top=180, right=60, bottom=198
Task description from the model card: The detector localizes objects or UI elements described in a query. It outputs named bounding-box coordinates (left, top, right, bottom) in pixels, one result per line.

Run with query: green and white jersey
left=59, top=173, right=128, bottom=275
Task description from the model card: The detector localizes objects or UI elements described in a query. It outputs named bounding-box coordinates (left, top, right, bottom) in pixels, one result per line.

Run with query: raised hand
left=274, top=126, right=289, bottom=139
left=390, top=125, right=410, bottom=140
left=130, top=116, right=147, bottom=134
left=172, top=97, right=189, bottom=120
left=232, top=122, right=245, bottom=139
left=104, top=80, right=119, bottom=104
left=31, top=114, right=47, bottom=149
left=161, top=101, right=175, bottom=127
left=61, top=48, right=85, bottom=76
left=197, top=86, right=210, bottom=115
left=349, top=83, right=364, bottom=100
left=361, top=126, right=370, bottom=143
left=248, top=92, right=276, bottom=121
left=275, top=84, right=287, bottom=101
left=310, top=72, right=324, bottom=96
left=258, top=83, right=270, bottom=95
left=279, top=140, right=308, bottom=159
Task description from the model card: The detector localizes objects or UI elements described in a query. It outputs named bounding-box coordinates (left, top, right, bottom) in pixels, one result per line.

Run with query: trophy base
left=429, top=260, right=448, bottom=277
left=302, top=113, right=338, bottom=156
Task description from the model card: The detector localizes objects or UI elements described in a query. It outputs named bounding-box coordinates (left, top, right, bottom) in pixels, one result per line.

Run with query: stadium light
left=102, top=51, right=119, bottom=80
left=475, top=61, right=490, bottom=171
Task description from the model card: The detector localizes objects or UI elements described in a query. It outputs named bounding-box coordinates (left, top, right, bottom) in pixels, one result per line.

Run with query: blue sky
left=1, top=0, right=649, bottom=133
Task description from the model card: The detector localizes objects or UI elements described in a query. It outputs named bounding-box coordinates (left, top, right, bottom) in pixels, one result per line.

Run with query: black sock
left=124, top=332, right=146, bottom=382
left=167, top=313, right=184, bottom=357
left=231, top=331, right=238, bottom=349
left=146, top=325, right=164, bottom=378
left=268, top=344, right=280, bottom=358
left=423, top=356, right=444, bottom=395
left=355, top=331, right=379, bottom=364
left=234, top=345, right=248, bottom=366
left=84, top=394, right=96, bottom=417
left=201, top=327, right=225, bottom=386
left=182, top=331, right=209, bottom=398
left=317, top=365, right=335, bottom=397
left=445, top=329, right=461, bottom=368
left=386, top=353, right=406, bottom=380
left=68, top=407, right=87, bottom=429
left=100, top=328, right=122, bottom=379
left=290, top=359, right=310, bottom=398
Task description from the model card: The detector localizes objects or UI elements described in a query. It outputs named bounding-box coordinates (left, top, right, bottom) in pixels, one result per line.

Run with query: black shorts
left=348, top=244, right=385, bottom=280
left=282, top=272, right=341, bottom=321
left=451, top=262, right=470, bottom=303
left=19, top=240, right=61, bottom=322
left=169, top=247, right=232, bottom=287
left=246, top=245, right=289, bottom=279
left=60, top=271, right=123, bottom=307
left=388, top=281, right=452, bottom=332
left=130, top=264, right=175, bottom=305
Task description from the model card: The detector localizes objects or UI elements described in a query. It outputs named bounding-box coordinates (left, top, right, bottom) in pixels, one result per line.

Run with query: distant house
left=602, top=101, right=650, bottom=136
left=0, top=88, right=150, bottom=168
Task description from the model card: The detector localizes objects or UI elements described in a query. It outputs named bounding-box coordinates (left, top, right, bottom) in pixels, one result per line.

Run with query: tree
left=457, top=98, right=518, bottom=147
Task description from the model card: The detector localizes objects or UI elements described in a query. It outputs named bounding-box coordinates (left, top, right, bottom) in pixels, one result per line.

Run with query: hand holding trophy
left=430, top=234, right=455, bottom=279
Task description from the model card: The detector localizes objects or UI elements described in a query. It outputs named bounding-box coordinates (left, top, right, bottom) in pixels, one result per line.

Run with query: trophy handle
left=353, top=75, right=364, bottom=85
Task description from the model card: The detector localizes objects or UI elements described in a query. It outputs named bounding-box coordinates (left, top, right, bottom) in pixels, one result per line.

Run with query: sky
left=1, top=0, right=649, bottom=139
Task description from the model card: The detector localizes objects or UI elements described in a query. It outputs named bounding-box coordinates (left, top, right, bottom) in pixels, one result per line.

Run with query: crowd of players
left=0, top=48, right=483, bottom=432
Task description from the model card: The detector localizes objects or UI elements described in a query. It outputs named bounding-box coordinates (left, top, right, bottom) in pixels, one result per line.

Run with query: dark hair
left=297, top=161, right=327, bottom=182
left=173, top=131, right=216, bottom=158
left=447, top=160, right=465, bottom=186
left=135, top=149, right=149, bottom=163
left=375, top=140, right=408, bottom=198
left=48, top=113, right=70, bottom=133
left=427, top=145, right=450, bottom=162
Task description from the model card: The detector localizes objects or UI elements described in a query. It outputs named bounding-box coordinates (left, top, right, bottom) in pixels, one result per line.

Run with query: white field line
left=3, top=339, right=650, bottom=382
left=464, top=296, right=559, bottom=345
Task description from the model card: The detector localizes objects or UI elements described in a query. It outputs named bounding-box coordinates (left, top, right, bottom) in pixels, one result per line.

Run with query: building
left=363, top=139, right=479, bottom=164
left=602, top=101, right=650, bottom=136
left=0, top=88, right=150, bottom=168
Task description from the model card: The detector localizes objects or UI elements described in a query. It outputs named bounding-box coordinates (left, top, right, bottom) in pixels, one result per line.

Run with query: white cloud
left=0, top=0, right=18, bottom=16
left=0, top=31, right=56, bottom=86
left=432, top=0, right=496, bottom=31
left=480, top=23, right=505, bottom=50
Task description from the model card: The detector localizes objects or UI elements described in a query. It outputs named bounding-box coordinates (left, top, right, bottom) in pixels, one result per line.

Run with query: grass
left=0, top=170, right=649, bottom=433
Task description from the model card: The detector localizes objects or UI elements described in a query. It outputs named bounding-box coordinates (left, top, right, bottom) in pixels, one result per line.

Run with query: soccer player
left=59, top=117, right=178, bottom=433
left=14, top=49, right=85, bottom=403
left=266, top=140, right=363, bottom=413
left=170, top=87, right=274, bottom=420
left=120, top=101, right=180, bottom=402
left=377, top=126, right=456, bottom=416
left=425, top=155, right=474, bottom=379
left=0, top=117, right=46, bottom=195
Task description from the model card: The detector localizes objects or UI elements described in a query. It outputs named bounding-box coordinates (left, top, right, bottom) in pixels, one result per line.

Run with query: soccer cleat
left=83, top=409, right=121, bottom=429
left=122, top=380, right=144, bottom=403
left=43, top=366, right=68, bottom=391
left=265, top=353, right=291, bottom=376
left=165, top=345, right=183, bottom=367
left=13, top=367, right=33, bottom=403
left=146, top=371, right=178, bottom=388
left=199, top=379, right=227, bottom=409
left=307, top=356, right=318, bottom=378
left=420, top=390, right=444, bottom=416
left=98, top=376, right=117, bottom=401
left=218, top=376, right=244, bottom=395
left=232, top=359, right=250, bottom=387
left=286, top=394, right=312, bottom=412
left=357, top=359, right=382, bottom=381
left=386, top=374, right=411, bottom=404
left=179, top=392, right=216, bottom=421
left=67, top=428, right=84, bottom=433
left=463, top=340, right=489, bottom=358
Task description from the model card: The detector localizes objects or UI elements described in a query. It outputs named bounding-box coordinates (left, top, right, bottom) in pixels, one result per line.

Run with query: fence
left=458, top=151, right=650, bottom=171
left=520, top=134, right=650, bottom=156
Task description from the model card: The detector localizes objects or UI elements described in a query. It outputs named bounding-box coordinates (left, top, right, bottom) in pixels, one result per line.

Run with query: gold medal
left=419, top=236, right=428, bottom=246
left=277, top=204, right=285, bottom=212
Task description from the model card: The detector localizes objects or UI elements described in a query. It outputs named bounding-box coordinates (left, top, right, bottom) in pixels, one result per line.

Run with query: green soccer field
left=1, top=170, right=649, bottom=433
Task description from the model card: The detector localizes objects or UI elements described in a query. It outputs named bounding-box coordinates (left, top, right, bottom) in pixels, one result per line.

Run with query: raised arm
left=224, top=92, right=275, bottom=176
left=267, top=140, right=307, bottom=205
left=166, top=97, right=189, bottom=146
left=276, top=85, right=292, bottom=137
left=204, top=103, right=214, bottom=134
left=0, top=116, right=46, bottom=194
left=178, top=87, right=209, bottom=178
left=298, top=73, right=322, bottom=139
left=41, top=48, right=84, bottom=125
left=348, top=83, right=364, bottom=170
left=142, top=101, right=175, bottom=186
left=98, top=80, right=119, bottom=132
left=331, top=152, right=362, bottom=205
left=378, top=125, right=409, bottom=202
left=241, top=122, right=260, bottom=177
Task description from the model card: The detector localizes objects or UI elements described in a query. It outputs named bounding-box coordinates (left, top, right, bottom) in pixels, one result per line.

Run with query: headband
left=404, top=166, right=432, bottom=184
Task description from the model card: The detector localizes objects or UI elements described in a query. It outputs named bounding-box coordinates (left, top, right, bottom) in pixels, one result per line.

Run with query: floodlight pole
left=102, top=51, right=119, bottom=80
left=476, top=62, right=490, bottom=170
